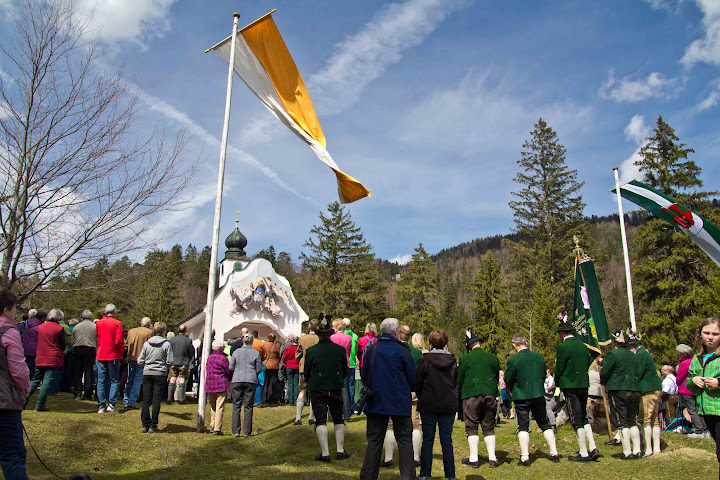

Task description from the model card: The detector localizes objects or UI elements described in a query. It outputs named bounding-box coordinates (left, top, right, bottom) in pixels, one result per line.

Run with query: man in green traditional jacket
left=600, top=330, right=641, bottom=460
left=505, top=333, right=559, bottom=466
left=554, top=317, right=600, bottom=462
left=457, top=328, right=500, bottom=468
left=628, top=333, right=663, bottom=457
left=304, top=315, right=351, bottom=463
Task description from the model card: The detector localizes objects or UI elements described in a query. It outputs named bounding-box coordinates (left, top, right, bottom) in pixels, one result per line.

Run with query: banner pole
left=613, top=167, right=637, bottom=333
left=197, top=12, right=241, bottom=433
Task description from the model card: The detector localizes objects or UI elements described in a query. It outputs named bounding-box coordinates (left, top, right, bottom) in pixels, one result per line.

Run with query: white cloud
left=624, top=114, right=651, bottom=143
left=697, top=78, right=720, bottom=110
left=598, top=69, right=678, bottom=102
left=0, top=100, right=10, bottom=119
left=309, top=0, right=471, bottom=115
left=76, top=0, right=177, bottom=48
left=619, top=115, right=650, bottom=183
left=389, top=253, right=413, bottom=265
left=642, top=0, right=685, bottom=13
left=137, top=89, right=319, bottom=207
left=681, top=0, right=720, bottom=68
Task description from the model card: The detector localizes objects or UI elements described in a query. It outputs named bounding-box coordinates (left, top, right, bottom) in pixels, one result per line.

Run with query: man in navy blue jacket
left=359, top=317, right=417, bottom=480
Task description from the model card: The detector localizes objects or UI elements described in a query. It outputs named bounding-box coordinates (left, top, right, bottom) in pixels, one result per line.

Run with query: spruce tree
left=508, top=118, right=585, bottom=286
left=632, top=116, right=717, bottom=363
left=136, top=245, right=184, bottom=326
left=299, top=202, right=386, bottom=324
left=395, top=243, right=438, bottom=334
left=469, top=251, right=507, bottom=355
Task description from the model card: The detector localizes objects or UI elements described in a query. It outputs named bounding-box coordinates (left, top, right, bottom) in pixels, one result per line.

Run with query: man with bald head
left=124, top=317, right=153, bottom=410
left=229, top=327, right=249, bottom=356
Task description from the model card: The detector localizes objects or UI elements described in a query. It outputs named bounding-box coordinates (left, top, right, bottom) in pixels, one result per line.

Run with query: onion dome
left=224, top=211, right=249, bottom=261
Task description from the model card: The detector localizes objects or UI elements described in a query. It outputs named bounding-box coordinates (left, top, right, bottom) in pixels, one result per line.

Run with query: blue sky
left=3, top=0, right=719, bottom=265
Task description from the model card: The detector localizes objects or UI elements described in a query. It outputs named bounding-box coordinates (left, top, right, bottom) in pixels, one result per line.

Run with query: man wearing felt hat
left=505, top=332, right=559, bottom=466
left=554, top=316, right=600, bottom=462
left=628, top=333, right=663, bottom=457
left=457, top=327, right=501, bottom=468
left=303, top=314, right=351, bottom=462
left=600, top=329, right=642, bottom=460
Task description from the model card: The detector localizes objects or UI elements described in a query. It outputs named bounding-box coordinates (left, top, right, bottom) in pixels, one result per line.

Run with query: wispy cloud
left=641, top=0, right=686, bottom=13
left=308, top=0, right=472, bottom=115
left=76, top=0, right=178, bottom=49
left=619, top=115, right=650, bottom=183
left=598, top=69, right=679, bottom=102
left=137, top=90, right=316, bottom=204
left=681, top=0, right=720, bottom=68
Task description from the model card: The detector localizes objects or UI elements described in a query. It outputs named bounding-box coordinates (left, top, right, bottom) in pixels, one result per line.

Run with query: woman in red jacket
left=23, top=308, right=65, bottom=411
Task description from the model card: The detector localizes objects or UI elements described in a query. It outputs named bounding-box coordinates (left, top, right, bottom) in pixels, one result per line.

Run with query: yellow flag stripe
left=332, top=168, right=372, bottom=204
left=241, top=17, right=326, bottom=149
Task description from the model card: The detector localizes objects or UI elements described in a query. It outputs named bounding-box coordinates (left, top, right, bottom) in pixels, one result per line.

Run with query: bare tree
left=0, top=0, right=195, bottom=300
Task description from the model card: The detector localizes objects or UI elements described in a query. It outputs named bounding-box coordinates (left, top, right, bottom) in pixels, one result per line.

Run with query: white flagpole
left=613, top=167, right=637, bottom=333
left=197, top=12, right=240, bottom=432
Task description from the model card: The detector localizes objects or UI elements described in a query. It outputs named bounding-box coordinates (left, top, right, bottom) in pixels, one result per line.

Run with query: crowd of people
left=1, top=286, right=720, bottom=480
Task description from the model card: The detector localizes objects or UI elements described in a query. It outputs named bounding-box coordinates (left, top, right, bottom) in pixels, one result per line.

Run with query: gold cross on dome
left=235, top=210, right=240, bottom=227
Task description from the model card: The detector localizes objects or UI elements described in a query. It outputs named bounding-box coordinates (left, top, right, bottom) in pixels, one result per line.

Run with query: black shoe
left=380, top=460, right=393, bottom=468
left=517, top=459, right=531, bottom=467
left=615, top=453, right=635, bottom=461
left=308, top=419, right=315, bottom=425
left=213, top=431, right=224, bottom=436
left=34, top=406, right=49, bottom=412
left=337, top=451, right=351, bottom=460
left=148, top=426, right=158, bottom=433
left=568, top=454, right=591, bottom=462
left=293, top=419, right=302, bottom=425
left=74, top=395, right=83, bottom=401
left=640, top=453, right=652, bottom=459
left=489, top=460, right=499, bottom=468
left=633, top=453, right=643, bottom=459
left=141, top=426, right=148, bottom=433
left=550, top=454, right=560, bottom=463
left=604, top=439, right=621, bottom=446
left=315, top=454, right=331, bottom=463
left=588, top=448, right=601, bottom=461
left=461, top=457, right=480, bottom=468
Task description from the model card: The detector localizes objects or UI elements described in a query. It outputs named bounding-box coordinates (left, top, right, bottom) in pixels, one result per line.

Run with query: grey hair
left=676, top=344, right=694, bottom=359
left=244, top=334, right=254, bottom=345
left=81, top=310, right=92, bottom=320
left=48, top=308, right=64, bottom=321
left=68, top=318, right=78, bottom=326
left=28, top=309, right=37, bottom=318
left=343, top=318, right=351, bottom=328
left=512, top=333, right=527, bottom=346
left=104, top=303, right=116, bottom=314
left=140, top=317, right=151, bottom=327
left=365, top=322, right=377, bottom=335
left=380, top=318, right=400, bottom=336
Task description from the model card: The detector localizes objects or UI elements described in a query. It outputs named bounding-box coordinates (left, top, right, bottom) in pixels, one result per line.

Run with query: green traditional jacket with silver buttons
left=457, top=346, right=500, bottom=399
left=554, top=337, right=591, bottom=389
left=635, top=346, right=662, bottom=393
left=600, top=346, right=639, bottom=392
left=687, top=353, right=720, bottom=416
left=304, top=339, right=347, bottom=392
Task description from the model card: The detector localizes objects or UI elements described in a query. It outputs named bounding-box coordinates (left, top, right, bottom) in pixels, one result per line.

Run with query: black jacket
left=416, top=349, right=458, bottom=414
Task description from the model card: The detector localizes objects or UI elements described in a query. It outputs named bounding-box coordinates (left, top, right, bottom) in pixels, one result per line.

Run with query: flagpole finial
left=234, top=12, right=240, bottom=18
left=235, top=210, right=240, bottom=227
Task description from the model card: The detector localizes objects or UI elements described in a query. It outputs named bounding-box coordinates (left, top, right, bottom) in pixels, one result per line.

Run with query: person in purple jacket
left=21, top=310, right=46, bottom=380
left=205, top=339, right=231, bottom=435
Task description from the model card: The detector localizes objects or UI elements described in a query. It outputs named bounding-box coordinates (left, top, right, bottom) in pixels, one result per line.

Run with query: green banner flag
left=571, top=259, right=611, bottom=348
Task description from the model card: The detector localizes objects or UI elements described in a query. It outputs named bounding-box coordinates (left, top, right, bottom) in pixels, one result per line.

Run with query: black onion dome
left=224, top=225, right=247, bottom=260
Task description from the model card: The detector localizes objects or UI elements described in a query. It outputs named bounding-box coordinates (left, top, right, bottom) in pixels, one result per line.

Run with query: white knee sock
left=519, top=431, right=530, bottom=461
left=335, top=424, right=346, bottom=453
left=621, top=428, right=632, bottom=456
left=576, top=428, right=589, bottom=457
left=652, top=426, right=661, bottom=454
left=468, top=435, right=480, bottom=462
left=484, top=435, right=497, bottom=462
left=630, top=426, right=642, bottom=455
left=412, top=429, right=421, bottom=462
left=614, top=429, right=622, bottom=441
left=543, top=429, right=558, bottom=456
left=384, top=430, right=395, bottom=462
left=295, top=398, right=303, bottom=421
left=643, top=425, right=652, bottom=455
left=316, top=425, right=329, bottom=456
left=584, top=424, right=597, bottom=451
left=308, top=400, right=315, bottom=421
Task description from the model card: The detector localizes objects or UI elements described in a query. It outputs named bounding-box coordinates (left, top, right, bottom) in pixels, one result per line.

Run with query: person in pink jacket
left=0, top=289, right=30, bottom=479
left=358, top=322, right=377, bottom=368
left=677, top=343, right=710, bottom=437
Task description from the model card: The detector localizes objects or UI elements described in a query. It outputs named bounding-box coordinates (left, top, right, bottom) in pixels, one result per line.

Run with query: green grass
left=20, top=394, right=718, bottom=479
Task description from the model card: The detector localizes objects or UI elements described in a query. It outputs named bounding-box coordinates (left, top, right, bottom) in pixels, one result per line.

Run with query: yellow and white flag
left=207, top=12, right=371, bottom=204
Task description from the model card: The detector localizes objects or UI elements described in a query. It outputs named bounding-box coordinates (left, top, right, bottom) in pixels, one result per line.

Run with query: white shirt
left=662, top=374, right=678, bottom=395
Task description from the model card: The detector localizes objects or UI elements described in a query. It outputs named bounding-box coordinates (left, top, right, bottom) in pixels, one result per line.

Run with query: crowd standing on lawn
left=2, top=287, right=720, bottom=479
